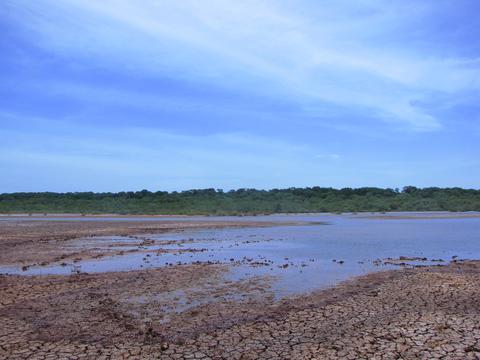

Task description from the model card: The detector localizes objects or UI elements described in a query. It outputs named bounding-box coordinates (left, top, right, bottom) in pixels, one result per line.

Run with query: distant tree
left=402, top=186, right=418, bottom=194
left=1, top=186, right=479, bottom=215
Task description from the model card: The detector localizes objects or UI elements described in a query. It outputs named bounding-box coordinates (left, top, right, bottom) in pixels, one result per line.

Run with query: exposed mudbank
left=1, top=216, right=480, bottom=359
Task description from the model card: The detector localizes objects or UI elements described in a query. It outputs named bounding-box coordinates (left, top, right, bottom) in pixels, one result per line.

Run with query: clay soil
left=0, top=219, right=283, bottom=266
left=1, top=220, right=480, bottom=359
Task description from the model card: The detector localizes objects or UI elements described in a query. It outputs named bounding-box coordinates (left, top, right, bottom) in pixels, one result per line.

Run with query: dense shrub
left=0, top=186, right=479, bottom=215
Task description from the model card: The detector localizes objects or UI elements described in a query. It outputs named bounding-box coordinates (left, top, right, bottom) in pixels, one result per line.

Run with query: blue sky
left=1, top=0, right=479, bottom=192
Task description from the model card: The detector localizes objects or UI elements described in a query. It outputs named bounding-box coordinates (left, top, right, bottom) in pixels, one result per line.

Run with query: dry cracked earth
left=1, top=219, right=480, bottom=359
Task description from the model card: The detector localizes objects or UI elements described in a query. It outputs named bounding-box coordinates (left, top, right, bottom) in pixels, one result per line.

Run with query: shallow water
left=2, top=214, right=480, bottom=297
left=1, top=211, right=478, bottom=222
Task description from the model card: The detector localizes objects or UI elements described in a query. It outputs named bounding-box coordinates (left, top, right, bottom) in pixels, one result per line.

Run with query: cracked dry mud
left=1, top=220, right=480, bottom=359
left=3, top=263, right=480, bottom=359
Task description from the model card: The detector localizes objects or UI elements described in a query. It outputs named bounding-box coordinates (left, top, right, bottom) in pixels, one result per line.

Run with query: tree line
left=0, top=187, right=479, bottom=215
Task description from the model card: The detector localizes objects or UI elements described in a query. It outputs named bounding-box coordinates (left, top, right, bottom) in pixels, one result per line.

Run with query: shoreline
left=0, top=218, right=299, bottom=267
left=2, top=261, right=480, bottom=358
left=1, top=217, right=480, bottom=358
left=1, top=210, right=480, bottom=219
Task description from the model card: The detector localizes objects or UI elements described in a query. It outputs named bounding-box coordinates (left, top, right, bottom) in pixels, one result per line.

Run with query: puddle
left=2, top=215, right=480, bottom=297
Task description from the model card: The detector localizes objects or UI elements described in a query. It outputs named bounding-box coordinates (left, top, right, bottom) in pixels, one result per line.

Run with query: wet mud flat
left=0, top=219, right=288, bottom=267
left=2, top=261, right=480, bottom=359
left=2, top=217, right=480, bottom=359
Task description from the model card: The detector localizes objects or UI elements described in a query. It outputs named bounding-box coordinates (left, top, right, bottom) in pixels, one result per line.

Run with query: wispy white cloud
left=0, top=113, right=325, bottom=190
left=6, top=0, right=479, bottom=132
left=315, top=154, right=341, bottom=160
left=2, top=110, right=479, bottom=191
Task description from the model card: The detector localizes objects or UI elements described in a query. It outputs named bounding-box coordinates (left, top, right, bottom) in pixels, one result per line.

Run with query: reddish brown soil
left=1, top=220, right=480, bottom=359
left=0, top=219, right=282, bottom=266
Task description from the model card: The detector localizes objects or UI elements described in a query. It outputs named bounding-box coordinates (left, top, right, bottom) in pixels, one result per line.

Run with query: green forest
left=1, top=187, right=479, bottom=215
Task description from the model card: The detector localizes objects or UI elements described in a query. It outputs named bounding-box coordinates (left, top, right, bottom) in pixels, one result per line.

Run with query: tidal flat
left=1, top=213, right=480, bottom=359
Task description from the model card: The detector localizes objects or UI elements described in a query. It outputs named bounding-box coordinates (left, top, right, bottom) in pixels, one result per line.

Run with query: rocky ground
left=1, top=219, right=480, bottom=359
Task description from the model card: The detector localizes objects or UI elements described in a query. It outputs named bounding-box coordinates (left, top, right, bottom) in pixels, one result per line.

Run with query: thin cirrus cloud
left=315, top=154, right=341, bottom=160
left=4, top=0, right=479, bottom=130
left=1, top=0, right=480, bottom=191
left=0, top=115, right=328, bottom=191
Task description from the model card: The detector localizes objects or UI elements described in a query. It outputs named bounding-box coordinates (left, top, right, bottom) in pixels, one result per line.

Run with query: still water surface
left=2, top=214, right=480, bottom=297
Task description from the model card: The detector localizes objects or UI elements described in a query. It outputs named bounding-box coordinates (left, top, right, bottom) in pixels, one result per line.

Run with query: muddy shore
left=0, top=219, right=288, bottom=266
left=1, top=219, right=480, bottom=359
